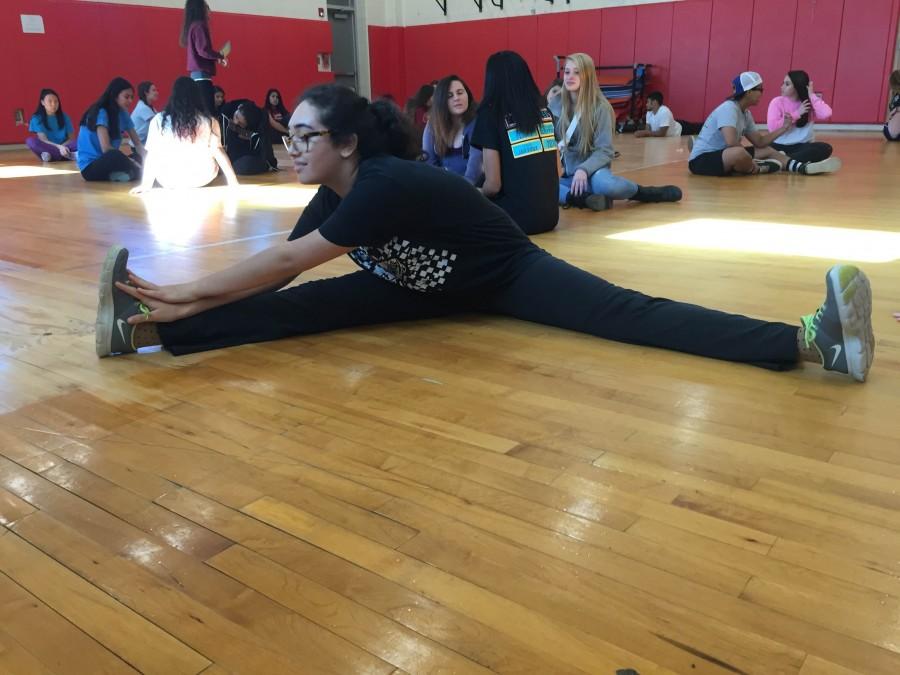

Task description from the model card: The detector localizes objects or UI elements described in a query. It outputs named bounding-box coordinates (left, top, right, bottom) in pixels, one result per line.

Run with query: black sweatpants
left=158, top=253, right=800, bottom=370
left=232, top=154, right=270, bottom=175
left=80, top=149, right=142, bottom=182
left=771, top=141, right=833, bottom=163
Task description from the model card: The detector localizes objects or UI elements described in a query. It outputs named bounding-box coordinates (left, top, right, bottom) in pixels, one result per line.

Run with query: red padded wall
left=369, top=26, right=405, bottom=101
left=1, top=0, right=331, bottom=144
left=832, top=0, right=899, bottom=122
left=749, top=0, right=799, bottom=122
left=506, top=14, right=539, bottom=79
left=668, top=0, right=713, bottom=122
left=791, top=0, right=844, bottom=105
left=634, top=3, right=674, bottom=100
left=599, top=6, right=636, bottom=67
left=566, top=10, right=603, bottom=63
left=459, top=18, right=510, bottom=98
left=536, top=12, right=571, bottom=87
left=704, top=0, right=753, bottom=116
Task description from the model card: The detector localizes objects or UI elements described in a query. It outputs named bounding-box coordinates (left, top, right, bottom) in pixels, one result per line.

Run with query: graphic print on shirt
left=506, top=109, right=556, bottom=159
left=349, top=237, right=458, bottom=292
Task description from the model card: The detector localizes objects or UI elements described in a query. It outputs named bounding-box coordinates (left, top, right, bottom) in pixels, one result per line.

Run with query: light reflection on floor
left=138, top=184, right=318, bottom=245
left=0, top=164, right=80, bottom=178
left=608, top=218, right=900, bottom=263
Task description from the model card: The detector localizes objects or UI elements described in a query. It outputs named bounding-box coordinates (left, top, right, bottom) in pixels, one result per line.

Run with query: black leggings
left=232, top=154, right=270, bottom=175
left=80, top=149, right=141, bottom=182
left=158, top=253, right=800, bottom=370
left=771, top=141, right=833, bottom=163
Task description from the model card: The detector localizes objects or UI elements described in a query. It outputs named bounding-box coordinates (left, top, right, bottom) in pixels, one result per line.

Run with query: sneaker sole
left=805, top=157, right=842, bottom=175
left=829, top=265, right=874, bottom=382
left=95, top=245, right=127, bottom=358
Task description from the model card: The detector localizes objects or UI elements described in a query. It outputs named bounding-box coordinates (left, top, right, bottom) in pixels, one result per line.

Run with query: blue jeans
left=559, top=168, right=638, bottom=204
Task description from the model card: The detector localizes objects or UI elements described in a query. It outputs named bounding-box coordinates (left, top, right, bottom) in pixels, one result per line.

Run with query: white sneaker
left=804, top=157, right=842, bottom=175
left=40, top=152, right=51, bottom=162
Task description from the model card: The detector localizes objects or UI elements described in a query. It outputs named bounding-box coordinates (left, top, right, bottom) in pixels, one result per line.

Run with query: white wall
left=393, top=0, right=683, bottom=26
left=366, top=0, right=402, bottom=26
left=75, top=0, right=327, bottom=20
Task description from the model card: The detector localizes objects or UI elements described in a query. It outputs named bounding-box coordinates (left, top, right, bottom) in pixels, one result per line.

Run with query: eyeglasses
left=283, top=130, right=331, bottom=153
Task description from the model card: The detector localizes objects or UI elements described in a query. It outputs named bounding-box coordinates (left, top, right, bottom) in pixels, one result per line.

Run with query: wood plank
left=208, top=545, right=494, bottom=674
left=10, top=511, right=389, bottom=675
left=0, top=531, right=210, bottom=675
left=0, top=571, right=139, bottom=675
left=241, top=496, right=672, bottom=675
left=156, top=487, right=584, bottom=674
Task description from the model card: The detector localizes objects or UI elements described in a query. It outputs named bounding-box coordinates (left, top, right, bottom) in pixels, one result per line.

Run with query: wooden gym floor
left=1, top=133, right=899, bottom=675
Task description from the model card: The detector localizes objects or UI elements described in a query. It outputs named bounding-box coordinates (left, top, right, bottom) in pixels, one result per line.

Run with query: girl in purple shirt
left=180, top=0, right=225, bottom=114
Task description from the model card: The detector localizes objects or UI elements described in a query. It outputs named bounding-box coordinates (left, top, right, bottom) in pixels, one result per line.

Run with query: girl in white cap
left=688, top=71, right=841, bottom=177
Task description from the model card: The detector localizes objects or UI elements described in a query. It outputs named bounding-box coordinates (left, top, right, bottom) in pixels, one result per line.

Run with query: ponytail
left=788, top=70, right=811, bottom=128
left=300, top=84, right=418, bottom=160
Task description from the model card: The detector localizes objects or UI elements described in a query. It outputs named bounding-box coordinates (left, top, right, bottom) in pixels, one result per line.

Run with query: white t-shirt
left=131, top=100, right=156, bottom=144
left=646, top=105, right=682, bottom=137
left=145, top=113, right=220, bottom=189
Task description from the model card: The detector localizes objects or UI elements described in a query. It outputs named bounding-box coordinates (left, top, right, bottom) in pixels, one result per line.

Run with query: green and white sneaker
left=801, top=264, right=874, bottom=382
left=95, top=245, right=150, bottom=357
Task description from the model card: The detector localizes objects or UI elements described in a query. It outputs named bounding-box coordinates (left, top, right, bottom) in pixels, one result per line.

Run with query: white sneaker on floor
left=804, top=157, right=842, bottom=175
left=40, top=152, right=51, bottom=162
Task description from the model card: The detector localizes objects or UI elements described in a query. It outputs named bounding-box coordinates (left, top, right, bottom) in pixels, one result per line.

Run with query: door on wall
left=328, top=2, right=359, bottom=92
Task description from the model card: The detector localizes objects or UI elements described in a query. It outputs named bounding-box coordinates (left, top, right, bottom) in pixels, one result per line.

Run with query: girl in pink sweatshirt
left=767, top=70, right=834, bottom=163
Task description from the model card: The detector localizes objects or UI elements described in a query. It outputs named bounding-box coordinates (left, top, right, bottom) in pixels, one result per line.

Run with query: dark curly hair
left=80, top=77, right=133, bottom=138
left=300, top=84, right=419, bottom=160
left=161, top=76, right=211, bottom=140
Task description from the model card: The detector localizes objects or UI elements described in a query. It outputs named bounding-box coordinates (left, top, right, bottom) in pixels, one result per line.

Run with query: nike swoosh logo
left=829, top=344, right=843, bottom=367
left=116, top=318, right=128, bottom=345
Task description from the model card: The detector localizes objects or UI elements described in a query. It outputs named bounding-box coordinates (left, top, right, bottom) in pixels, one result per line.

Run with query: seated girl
left=543, top=78, right=563, bottom=108
left=130, top=76, right=238, bottom=194
left=77, top=77, right=144, bottom=182
left=213, top=86, right=226, bottom=115
left=405, top=84, right=434, bottom=142
left=550, top=53, right=682, bottom=211
left=26, top=88, right=77, bottom=162
left=263, top=88, right=290, bottom=145
left=766, top=70, right=833, bottom=162
left=885, top=70, right=900, bottom=142
left=219, top=99, right=277, bottom=174
left=422, top=75, right=483, bottom=184
left=689, top=72, right=841, bottom=177
left=131, top=81, right=159, bottom=145
left=471, top=51, right=559, bottom=234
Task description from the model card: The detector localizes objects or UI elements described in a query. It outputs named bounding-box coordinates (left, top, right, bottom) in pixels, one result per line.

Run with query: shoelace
left=801, top=306, right=825, bottom=348
left=138, top=302, right=152, bottom=320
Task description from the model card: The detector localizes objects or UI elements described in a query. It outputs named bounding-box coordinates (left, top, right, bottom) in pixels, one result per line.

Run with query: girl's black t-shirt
left=470, top=105, right=560, bottom=235
left=288, top=155, right=541, bottom=294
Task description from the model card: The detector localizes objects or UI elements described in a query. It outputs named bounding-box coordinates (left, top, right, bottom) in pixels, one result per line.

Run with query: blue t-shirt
left=28, top=112, right=74, bottom=144
left=77, top=108, right=135, bottom=169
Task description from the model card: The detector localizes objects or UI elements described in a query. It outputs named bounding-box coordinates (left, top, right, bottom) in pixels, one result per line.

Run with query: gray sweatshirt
left=549, top=96, right=615, bottom=177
